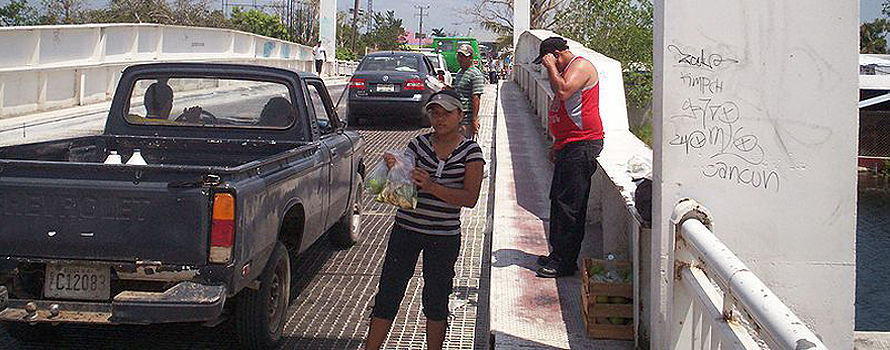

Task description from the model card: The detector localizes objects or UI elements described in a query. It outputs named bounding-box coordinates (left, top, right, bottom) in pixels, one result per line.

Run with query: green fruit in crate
left=609, top=296, right=630, bottom=304
left=589, top=264, right=605, bottom=277
left=595, top=296, right=609, bottom=303
left=607, top=317, right=624, bottom=325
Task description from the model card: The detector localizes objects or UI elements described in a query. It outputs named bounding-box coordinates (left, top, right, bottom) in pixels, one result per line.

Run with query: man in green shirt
left=450, top=44, right=486, bottom=139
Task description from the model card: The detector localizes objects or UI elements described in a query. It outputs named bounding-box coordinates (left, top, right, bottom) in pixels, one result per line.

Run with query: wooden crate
left=580, top=258, right=634, bottom=340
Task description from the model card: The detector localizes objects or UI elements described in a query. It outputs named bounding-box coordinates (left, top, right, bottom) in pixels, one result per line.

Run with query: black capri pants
left=371, top=224, right=461, bottom=321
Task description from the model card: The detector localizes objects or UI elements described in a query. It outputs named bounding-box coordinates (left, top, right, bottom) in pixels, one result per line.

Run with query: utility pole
left=351, top=0, right=361, bottom=52
left=414, top=4, right=429, bottom=44
left=367, top=0, right=373, bottom=32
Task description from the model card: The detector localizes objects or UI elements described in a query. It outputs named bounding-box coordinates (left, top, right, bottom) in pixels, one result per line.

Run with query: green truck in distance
left=433, top=37, right=482, bottom=73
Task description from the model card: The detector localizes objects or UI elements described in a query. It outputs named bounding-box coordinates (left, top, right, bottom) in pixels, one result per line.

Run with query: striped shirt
left=395, top=134, right=485, bottom=236
left=452, top=66, right=486, bottom=123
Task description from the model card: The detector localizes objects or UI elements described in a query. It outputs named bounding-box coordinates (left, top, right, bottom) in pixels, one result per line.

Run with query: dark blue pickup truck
left=0, top=63, right=365, bottom=349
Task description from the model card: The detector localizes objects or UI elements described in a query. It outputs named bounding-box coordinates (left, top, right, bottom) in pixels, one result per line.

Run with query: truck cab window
left=124, top=77, right=300, bottom=138
left=305, top=82, right=337, bottom=135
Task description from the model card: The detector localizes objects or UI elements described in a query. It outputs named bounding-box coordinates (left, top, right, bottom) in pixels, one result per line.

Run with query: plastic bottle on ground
left=604, top=252, right=619, bottom=282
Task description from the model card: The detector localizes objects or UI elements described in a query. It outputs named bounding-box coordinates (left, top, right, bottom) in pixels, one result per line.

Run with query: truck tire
left=1, top=322, right=56, bottom=343
left=330, top=174, right=363, bottom=248
left=235, top=242, right=290, bottom=350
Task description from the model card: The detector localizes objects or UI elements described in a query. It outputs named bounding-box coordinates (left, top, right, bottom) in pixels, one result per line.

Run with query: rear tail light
left=404, top=79, right=425, bottom=90
left=210, top=193, right=235, bottom=264
left=349, top=78, right=367, bottom=89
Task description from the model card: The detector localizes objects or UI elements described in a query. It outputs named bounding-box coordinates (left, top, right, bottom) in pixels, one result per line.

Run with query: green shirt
left=452, top=66, right=485, bottom=122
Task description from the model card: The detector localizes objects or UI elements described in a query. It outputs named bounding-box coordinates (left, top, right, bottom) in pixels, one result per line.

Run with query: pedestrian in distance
left=448, top=44, right=485, bottom=140
left=313, top=41, right=326, bottom=76
left=533, top=36, right=606, bottom=278
left=365, top=90, right=485, bottom=350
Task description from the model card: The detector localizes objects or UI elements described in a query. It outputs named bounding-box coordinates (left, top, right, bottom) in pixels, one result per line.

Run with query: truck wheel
left=235, top=242, right=290, bottom=350
left=331, top=174, right=363, bottom=248
left=1, top=322, right=56, bottom=343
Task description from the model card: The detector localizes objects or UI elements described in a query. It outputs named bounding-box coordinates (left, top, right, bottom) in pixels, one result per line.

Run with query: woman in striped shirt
left=365, top=90, right=485, bottom=350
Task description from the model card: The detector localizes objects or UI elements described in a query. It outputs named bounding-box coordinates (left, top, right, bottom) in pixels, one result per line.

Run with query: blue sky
left=864, top=0, right=884, bottom=23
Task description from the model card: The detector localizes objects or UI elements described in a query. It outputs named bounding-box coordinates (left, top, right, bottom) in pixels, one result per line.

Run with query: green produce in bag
left=371, top=152, right=418, bottom=210
left=364, top=160, right=388, bottom=195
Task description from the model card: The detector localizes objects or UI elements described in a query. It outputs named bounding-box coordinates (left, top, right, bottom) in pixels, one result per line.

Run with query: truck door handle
left=330, top=149, right=338, bottom=158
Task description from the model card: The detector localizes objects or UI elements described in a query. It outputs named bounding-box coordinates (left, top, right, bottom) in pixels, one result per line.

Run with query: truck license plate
left=376, top=84, right=395, bottom=92
left=44, top=264, right=110, bottom=301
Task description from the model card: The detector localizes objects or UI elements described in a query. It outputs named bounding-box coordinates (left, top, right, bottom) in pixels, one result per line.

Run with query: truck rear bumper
left=0, top=281, right=225, bottom=325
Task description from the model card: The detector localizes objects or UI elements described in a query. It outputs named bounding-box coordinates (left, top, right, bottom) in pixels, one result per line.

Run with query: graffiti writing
left=667, top=45, right=739, bottom=70
left=680, top=73, right=723, bottom=94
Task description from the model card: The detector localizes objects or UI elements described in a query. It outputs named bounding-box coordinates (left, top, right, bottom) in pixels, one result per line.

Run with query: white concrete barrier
left=653, top=1, right=857, bottom=348
left=0, top=24, right=357, bottom=118
left=513, top=29, right=654, bottom=345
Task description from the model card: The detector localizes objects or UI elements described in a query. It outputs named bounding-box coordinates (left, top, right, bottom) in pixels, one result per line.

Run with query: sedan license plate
left=44, top=264, right=110, bottom=301
left=376, top=84, right=395, bottom=92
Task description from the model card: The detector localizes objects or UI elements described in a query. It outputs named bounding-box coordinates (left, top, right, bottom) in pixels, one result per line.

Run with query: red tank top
left=548, top=56, right=604, bottom=150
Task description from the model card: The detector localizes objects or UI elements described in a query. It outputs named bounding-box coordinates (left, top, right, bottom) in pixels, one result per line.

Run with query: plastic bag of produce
left=364, top=160, right=389, bottom=195
left=370, top=152, right=418, bottom=210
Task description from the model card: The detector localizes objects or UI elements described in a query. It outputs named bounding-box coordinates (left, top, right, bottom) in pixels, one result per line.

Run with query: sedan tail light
left=210, top=193, right=235, bottom=264
left=404, top=79, right=425, bottom=90
left=349, top=78, right=367, bottom=89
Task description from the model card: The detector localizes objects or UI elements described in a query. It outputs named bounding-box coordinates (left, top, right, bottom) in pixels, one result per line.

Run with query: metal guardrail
left=0, top=24, right=357, bottom=118
left=670, top=198, right=827, bottom=350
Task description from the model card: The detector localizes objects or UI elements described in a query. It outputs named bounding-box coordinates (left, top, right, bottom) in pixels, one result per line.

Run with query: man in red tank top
left=533, top=37, right=605, bottom=278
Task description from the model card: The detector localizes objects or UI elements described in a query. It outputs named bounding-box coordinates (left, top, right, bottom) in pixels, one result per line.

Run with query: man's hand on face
left=541, top=53, right=558, bottom=70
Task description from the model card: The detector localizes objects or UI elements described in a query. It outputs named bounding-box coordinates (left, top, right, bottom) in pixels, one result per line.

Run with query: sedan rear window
left=359, top=55, right=420, bottom=72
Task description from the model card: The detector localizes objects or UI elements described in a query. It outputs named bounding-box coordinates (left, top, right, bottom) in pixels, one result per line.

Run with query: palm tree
left=431, top=27, right=447, bottom=37
left=861, top=19, right=889, bottom=54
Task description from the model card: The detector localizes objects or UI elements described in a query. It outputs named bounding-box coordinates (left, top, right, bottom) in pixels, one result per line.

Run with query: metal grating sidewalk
left=0, top=85, right=499, bottom=350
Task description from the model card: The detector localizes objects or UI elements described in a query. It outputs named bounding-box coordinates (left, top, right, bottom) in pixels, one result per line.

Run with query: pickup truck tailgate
left=0, top=177, right=211, bottom=265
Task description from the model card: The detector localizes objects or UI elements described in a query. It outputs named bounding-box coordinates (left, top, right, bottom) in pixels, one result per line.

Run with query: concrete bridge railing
left=0, top=24, right=357, bottom=118
left=513, top=29, right=826, bottom=348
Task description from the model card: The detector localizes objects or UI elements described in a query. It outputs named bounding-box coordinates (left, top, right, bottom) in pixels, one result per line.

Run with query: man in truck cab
left=144, top=79, right=174, bottom=120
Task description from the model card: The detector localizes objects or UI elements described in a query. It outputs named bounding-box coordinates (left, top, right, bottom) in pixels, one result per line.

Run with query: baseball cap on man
left=457, top=44, right=474, bottom=57
left=532, top=36, right=570, bottom=64
left=425, top=90, right=464, bottom=113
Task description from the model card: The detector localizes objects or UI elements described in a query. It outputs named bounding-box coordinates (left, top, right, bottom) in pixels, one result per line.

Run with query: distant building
left=401, top=30, right=433, bottom=47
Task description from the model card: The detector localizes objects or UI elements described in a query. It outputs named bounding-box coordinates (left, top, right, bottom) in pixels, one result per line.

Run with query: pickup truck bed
left=0, top=135, right=304, bottom=168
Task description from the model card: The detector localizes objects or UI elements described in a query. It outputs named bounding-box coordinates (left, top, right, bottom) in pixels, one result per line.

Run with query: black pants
left=548, top=139, right=603, bottom=272
left=315, top=59, right=323, bottom=74
left=371, top=224, right=461, bottom=321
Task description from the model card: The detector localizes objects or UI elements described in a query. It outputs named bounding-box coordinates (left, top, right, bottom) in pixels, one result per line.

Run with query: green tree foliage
left=430, top=27, right=446, bottom=37
left=41, top=0, right=85, bottom=24
left=862, top=19, right=889, bottom=54
left=81, top=0, right=228, bottom=27
left=365, top=10, right=407, bottom=51
left=554, top=0, right=653, bottom=110
left=0, top=0, right=39, bottom=26
left=466, top=0, right=564, bottom=49
left=230, top=7, right=289, bottom=41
